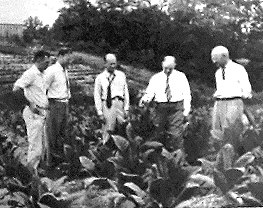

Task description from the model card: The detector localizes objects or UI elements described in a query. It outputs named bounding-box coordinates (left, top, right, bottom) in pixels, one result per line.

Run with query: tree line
left=21, top=0, right=263, bottom=91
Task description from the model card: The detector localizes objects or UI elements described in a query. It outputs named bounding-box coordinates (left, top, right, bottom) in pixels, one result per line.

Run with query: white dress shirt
left=214, top=60, right=252, bottom=99
left=44, top=62, right=71, bottom=100
left=94, top=69, right=129, bottom=115
left=14, top=65, right=48, bottom=108
left=142, top=70, right=191, bottom=116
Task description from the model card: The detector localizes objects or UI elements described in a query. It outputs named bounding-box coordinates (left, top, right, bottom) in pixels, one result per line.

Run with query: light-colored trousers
left=211, top=99, right=244, bottom=151
left=23, top=106, right=47, bottom=170
left=102, top=98, right=126, bottom=143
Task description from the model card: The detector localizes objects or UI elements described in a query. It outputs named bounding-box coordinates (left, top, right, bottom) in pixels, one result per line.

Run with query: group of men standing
left=13, top=49, right=71, bottom=173
left=13, top=44, right=252, bottom=173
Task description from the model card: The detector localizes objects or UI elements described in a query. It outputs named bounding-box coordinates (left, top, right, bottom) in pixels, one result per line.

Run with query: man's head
left=104, top=53, right=117, bottom=73
left=33, top=50, right=50, bottom=72
left=57, top=48, right=71, bottom=68
left=211, top=46, right=230, bottom=68
left=162, top=56, right=176, bottom=75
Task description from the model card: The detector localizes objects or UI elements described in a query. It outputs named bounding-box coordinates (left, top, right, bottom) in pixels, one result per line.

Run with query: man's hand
left=98, top=114, right=106, bottom=124
left=124, top=110, right=129, bottom=120
left=29, top=103, right=41, bottom=115
left=138, top=98, right=147, bottom=107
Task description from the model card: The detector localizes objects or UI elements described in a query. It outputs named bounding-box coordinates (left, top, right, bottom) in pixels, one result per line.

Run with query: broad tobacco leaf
left=111, top=135, right=129, bottom=152
left=234, top=152, right=255, bottom=167
left=213, top=169, right=229, bottom=194
left=140, top=141, right=163, bottom=152
left=84, top=177, right=118, bottom=190
left=247, top=182, right=263, bottom=202
left=224, top=168, right=244, bottom=187
left=189, top=174, right=215, bottom=189
left=79, top=156, right=95, bottom=171
left=41, top=176, right=68, bottom=195
left=241, top=194, right=263, bottom=207
left=197, top=158, right=215, bottom=173
left=124, top=182, right=147, bottom=199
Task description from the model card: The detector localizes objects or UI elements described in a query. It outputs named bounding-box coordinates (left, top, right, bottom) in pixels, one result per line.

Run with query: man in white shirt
left=44, top=48, right=71, bottom=166
left=13, top=50, right=50, bottom=172
left=94, top=53, right=129, bottom=144
left=211, top=45, right=252, bottom=153
left=139, top=56, right=191, bottom=151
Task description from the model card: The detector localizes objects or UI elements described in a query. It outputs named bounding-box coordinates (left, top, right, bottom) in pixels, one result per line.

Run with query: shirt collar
left=32, top=64, right=43, bottom=75
left=162, top=69, right=175, bottom=76
left=56, top=62, right=65, bottom=71
left=221, top=60, right=232, bottom=70
left=104, top=69, right=116, bottom=78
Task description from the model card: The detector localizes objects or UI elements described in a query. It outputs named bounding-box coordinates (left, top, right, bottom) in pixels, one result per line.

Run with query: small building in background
left=0, top=23, right=25, bottom=38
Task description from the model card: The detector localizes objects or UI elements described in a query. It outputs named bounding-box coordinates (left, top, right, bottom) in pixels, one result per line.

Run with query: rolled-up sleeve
left=14, top=70, right=34, bottom=89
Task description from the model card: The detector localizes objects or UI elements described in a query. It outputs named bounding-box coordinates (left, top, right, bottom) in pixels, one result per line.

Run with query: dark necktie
left=222, top=67, right=226, bottom=80
left=165, top=74, right=172, bottom=102
left=106, top=74, right=115, bottom=108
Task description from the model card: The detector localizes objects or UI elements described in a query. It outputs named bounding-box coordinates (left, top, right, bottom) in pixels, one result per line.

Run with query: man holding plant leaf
left=139, top=56, right=191, bottom=151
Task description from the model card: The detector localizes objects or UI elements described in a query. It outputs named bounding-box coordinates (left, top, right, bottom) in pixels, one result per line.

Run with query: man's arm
left=123, top=74, right=130, bottom=112
left=44, top=66, right=54, bottom=90
left=139, top=75, right=156, bottom=106
left=94, top=76, right=103, bottom=116
left=12, top=70, right=34, bottom=111
left=182, top=74, right=191, bottom=117
left=239, top=66, right=252, bottom=99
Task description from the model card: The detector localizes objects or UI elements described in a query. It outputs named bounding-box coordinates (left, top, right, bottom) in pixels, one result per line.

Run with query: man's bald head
left=211, top=46, right=230, bottom=68
left=162, top=56, right=176, bottom=75
left=104, top=53, right=117, bottom=73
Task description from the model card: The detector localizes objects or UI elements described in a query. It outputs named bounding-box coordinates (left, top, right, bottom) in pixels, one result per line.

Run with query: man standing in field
left=139, top=56, right=191, bottom=151
left=13, top=50, right=50, bottom=173
left=94, top=53, right=130, bottom=144
left=44, top=48, right=71, bottom=167
left=210, top=45, right=252, bottom=153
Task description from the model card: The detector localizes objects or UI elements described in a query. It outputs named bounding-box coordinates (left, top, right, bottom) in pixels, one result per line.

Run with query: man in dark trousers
left=44, top=48, right=71, bottom=167
left=139, top=56, right=191, bottom=151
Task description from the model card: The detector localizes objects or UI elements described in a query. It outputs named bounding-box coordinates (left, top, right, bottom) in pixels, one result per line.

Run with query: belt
left=36, top=105, right=49, bottom=110
left=156, top=100, right=183, bottom=105
left=49, top=98, right=69, bottom=103
left=215, top=96, right=242, bottom=101
left=102, top=96, right=124, bottom=101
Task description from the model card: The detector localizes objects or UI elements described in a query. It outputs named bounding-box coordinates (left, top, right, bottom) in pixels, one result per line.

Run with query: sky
left=0, top=0, right=65, bottom=26
left=0, top=0, right=160, bottom=26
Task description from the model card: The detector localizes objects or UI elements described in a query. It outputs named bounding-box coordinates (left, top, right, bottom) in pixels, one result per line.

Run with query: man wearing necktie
left=211, top=46, right=252, bottom=154
left=44, top=48, right=71, bottom=167
left=139, top=56, right=191, bottom=151
left=94, top=53, right=130, bottom=144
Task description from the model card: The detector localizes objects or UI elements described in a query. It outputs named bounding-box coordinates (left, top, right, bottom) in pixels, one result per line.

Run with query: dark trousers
left=153, top=101, right=185, bottom=151
left=46, top=99, right=69, bottom=164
